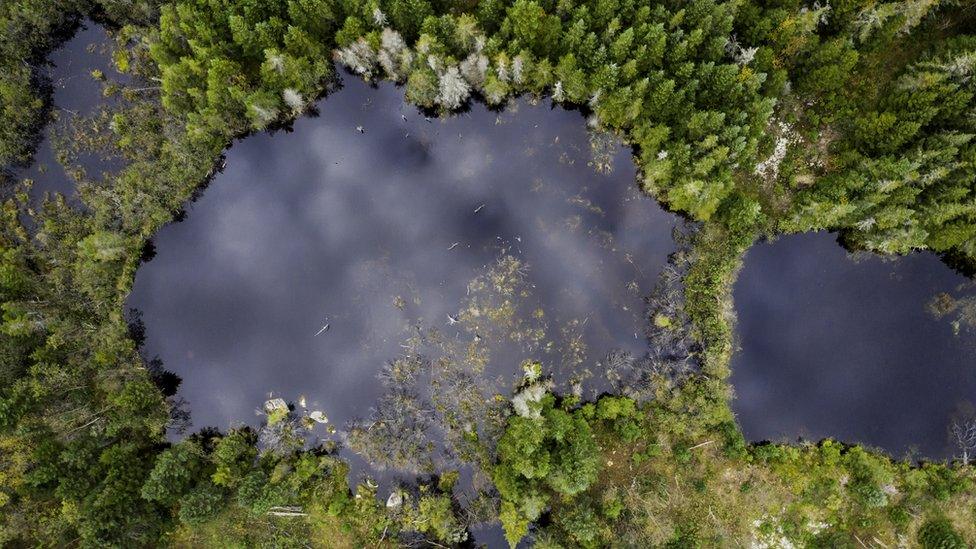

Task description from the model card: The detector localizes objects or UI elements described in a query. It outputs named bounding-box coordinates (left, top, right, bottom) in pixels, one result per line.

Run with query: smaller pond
left=732, top=232, right=976, bottom=460
left=12, top=21, right=119, bottom=202
left=129, top=75, right=679, bottom=434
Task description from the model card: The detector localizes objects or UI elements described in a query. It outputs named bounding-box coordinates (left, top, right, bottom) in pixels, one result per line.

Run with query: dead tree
left=950, top=418, right=976, bottom=465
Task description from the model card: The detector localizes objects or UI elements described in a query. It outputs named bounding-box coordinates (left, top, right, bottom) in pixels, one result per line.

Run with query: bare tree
left=604, top=223, right=704, bottom=401
left=347, top=355, right=437, bottom=474
left=950, top=418, right=976, bottom=465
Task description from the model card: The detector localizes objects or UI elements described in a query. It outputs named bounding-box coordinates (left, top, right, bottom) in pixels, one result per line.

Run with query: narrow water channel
left=732, top=232, right=976, bottom=460
left=128, top=75, right=679, bottom=434
left=15, top=21, right=119, bottom=202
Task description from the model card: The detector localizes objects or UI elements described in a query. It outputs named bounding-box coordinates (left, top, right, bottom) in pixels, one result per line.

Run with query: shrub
left=917, top=517, right=967, bottom=549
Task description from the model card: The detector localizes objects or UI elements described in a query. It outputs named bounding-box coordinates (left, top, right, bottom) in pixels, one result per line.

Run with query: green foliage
left=0, top=0, right=83, bottom=168
left=151, top=0, right=336, bottom=141
left=149, top=0, right=776, bottom=222
left=493, top=389, right=612, bottom=545
left=794, top=38, right=859, bottom=102
left=3, top=0, right=976, bottom=545
left=414, top=493, right=467, bottom=543
left=554, top=500, right=601, bottom=547
left=501, top=0, right=562, bottom=58
left=177, top=483, right=225, bottom=526
left=786, top=35, right=976, bottom=267
left=498, top=500, right=532, bottom=547
left=387, top=0, right=433, bottom=41
left=405, top=65, right=440, bottom=108
left=143, top=0, right=976, bottom=265
left=142, top=441, right=207, bottom=506
left=0, top=0, right=160, bottom=168
left=211, top=430, right=258, bottom=489
left=335, top=15, right=367, bottom=46
left=918, top=517, right=968, bottom=549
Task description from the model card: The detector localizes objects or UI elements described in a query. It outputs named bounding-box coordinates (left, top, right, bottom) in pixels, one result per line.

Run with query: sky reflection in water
left=24, top=30, right=976, bottom=463
left=129, top=76, right=678, bottom=433
left=732, top=233, right=976, bottom=460
left=16, top=22, right=119, bottom=201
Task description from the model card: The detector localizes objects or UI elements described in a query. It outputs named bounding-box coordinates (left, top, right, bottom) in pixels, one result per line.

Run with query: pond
left=731, top=232, right=976, bottom=460
left=45, top=20, right=974, bottom=470
left=128, top=75, right=679, bottom=435
left=14, top=21, right=119, bottom=202
left=26, top=27, right=976, bottom=468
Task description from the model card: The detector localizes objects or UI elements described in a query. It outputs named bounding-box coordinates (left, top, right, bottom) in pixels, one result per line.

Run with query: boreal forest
left=1, top=0, right=976, bottom=547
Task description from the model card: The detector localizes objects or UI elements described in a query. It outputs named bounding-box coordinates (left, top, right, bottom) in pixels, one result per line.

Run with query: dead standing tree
left=950, top=418, right=976, bottom=465
left=347, top=355, right=438, bottom=474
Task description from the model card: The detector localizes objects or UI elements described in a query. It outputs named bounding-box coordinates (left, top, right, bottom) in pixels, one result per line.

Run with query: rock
left=386, top=491, right=403, bottom=509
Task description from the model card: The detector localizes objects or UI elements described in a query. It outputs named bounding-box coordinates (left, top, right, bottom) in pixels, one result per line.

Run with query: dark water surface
left=24, top=26, right=976, bottom=469
left=732, top=232, right=976, bottom=460
left=129, top=76, right=678, bottom=433
left=17, top=22, right=118, bottom=201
